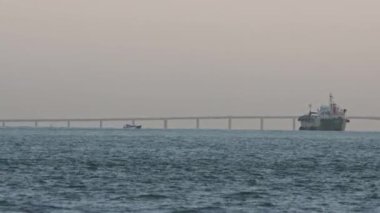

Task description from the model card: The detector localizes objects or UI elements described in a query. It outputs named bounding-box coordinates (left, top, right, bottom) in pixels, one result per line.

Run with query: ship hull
left=299, top=117, right=347, bottom=131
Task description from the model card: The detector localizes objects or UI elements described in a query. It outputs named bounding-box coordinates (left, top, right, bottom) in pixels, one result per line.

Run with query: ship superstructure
left=298, top=94, right=349, bottom=131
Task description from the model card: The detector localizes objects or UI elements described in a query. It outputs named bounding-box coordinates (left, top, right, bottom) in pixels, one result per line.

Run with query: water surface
left=0, top=128, right=379, bottom=212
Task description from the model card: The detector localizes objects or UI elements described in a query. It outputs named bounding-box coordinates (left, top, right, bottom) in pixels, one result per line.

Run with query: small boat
left=123, top=124, right=142, bottom=129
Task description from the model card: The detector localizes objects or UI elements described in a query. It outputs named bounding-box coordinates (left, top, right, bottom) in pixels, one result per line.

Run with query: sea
left=0, top=128, right=379, bottom=213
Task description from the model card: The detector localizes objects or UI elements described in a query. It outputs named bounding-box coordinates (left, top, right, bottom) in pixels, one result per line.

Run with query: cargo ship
left=298, top=94, right=349, bottom=131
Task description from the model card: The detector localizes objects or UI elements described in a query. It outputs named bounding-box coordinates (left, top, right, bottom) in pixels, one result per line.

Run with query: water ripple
left=0, top=128, right=379, bottom=212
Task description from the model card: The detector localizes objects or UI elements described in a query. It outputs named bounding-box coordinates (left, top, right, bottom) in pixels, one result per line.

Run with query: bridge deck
left=1, top=116, right=379, bottom=130
left=0, top=116, right=379, bottom=122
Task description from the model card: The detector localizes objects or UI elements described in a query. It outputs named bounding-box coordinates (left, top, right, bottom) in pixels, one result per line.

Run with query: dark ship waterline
left=298, top=94, right=350, bottom=131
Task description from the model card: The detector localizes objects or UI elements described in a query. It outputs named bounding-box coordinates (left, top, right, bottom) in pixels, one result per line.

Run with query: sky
left=0, top=0, right=379, bottom=130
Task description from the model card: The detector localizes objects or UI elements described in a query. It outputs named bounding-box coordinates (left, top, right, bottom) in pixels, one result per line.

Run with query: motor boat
left=123, top=124, right=142, bottom=129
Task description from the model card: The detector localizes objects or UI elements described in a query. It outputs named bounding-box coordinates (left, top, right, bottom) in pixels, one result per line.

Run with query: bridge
left=1, top=116, right=379, bottom=130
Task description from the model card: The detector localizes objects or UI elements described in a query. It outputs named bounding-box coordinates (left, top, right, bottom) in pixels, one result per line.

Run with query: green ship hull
left=299, top=117, right=347, bottom=131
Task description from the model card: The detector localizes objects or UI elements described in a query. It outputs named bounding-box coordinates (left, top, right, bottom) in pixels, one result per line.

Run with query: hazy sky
left=1, top=0, right=380, bottom=121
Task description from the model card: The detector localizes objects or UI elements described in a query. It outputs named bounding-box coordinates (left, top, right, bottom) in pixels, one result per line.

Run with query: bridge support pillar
left=2, top=121, right=5, bottom=128
left=196, top=118, right=200, bottom=129
left=35, top=121, right=38, bottom=128
left=100, top=120, right=103, bottom=128
left=164, top=120, right=168, bottom=129
left=292, top=118, right=296, bottom=131
left=228, top=118, right=232, bottom=130
left=67, top=121, right=71, bottom=128
left=260, top=118, right=264, bottom=131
